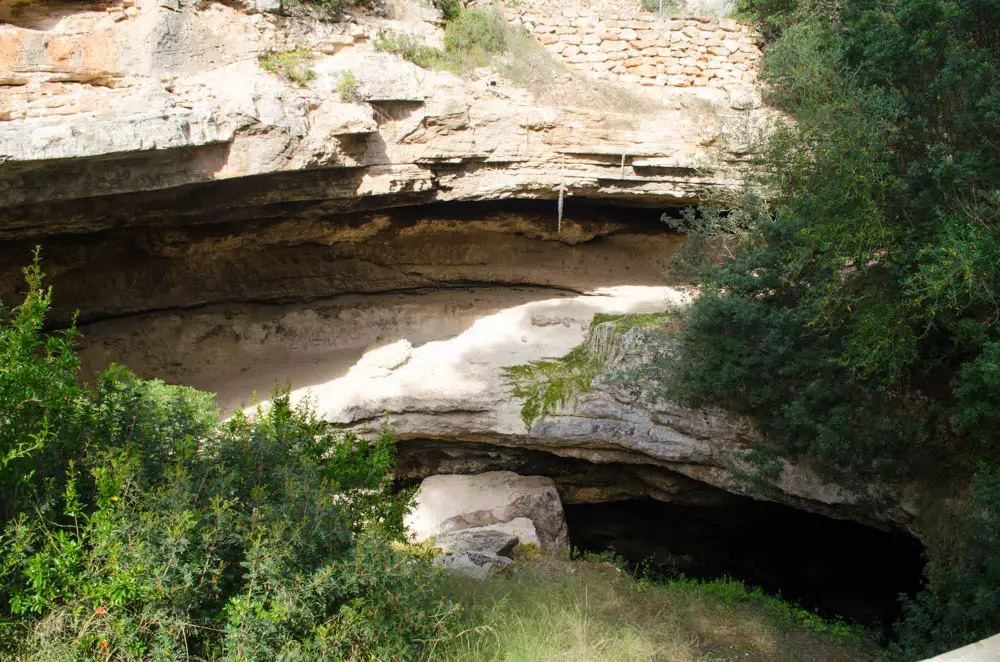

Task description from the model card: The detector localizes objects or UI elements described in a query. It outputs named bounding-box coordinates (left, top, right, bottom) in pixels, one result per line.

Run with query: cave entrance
left=396, top=439, right=925, bottom=632
left=565, top=498, right=925, bottom=632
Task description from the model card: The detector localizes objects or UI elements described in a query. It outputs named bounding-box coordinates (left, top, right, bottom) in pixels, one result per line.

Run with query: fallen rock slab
left=405, top=471, right=570, bottom=551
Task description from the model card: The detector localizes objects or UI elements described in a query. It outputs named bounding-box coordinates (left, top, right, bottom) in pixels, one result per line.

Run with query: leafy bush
left=431, top=0, right=462, bottom=21
left=258, top=50, right=315, bottom=86
left=334, top=70, right=362, bottom=103
left=442, top=8, right=508, bottom=57
left=0, top=258, right=455, bottom=660
left=374, top=30, right=446, bottom=69
left=376, top=9, right=513, bottom=75
left=892, top=468, right=1000, bottom=658
left=665, top=0, right=1000, bottom=654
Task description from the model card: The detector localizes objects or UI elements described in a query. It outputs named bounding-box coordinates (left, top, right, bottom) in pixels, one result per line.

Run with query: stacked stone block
left=506, top=6, right=762, bottom=89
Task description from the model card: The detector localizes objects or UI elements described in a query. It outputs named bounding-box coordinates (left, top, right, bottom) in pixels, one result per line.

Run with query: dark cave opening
left=395, top=439, right=926, bottom=633
left=565, top=498, right=925, bottom=633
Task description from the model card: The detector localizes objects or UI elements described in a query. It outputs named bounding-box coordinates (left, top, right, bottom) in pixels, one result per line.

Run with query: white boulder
left=405, top=471, right=570, bottom=551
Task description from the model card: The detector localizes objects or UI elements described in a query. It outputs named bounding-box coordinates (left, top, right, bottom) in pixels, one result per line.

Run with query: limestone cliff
left=0, top=0, right=767, bottom=236
left=0, top=0, right=917, bottom=537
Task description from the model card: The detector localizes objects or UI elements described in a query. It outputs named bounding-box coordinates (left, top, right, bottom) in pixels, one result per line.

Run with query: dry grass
left=424, top=560, right=878, bottom=662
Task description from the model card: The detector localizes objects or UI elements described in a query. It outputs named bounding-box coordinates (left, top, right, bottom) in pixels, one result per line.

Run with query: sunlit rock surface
left=406, top=471, right=568, bottom=550
left=76, top=281, right=917, bottom=533
left=2, top=0, right=915, bottom=540
left=0, top=0, right=771, bottom=240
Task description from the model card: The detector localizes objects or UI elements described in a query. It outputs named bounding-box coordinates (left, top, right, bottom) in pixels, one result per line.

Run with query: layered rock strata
left=1, top=0, right=915, bottom=542
left=0, top=0, right=769, bottom=243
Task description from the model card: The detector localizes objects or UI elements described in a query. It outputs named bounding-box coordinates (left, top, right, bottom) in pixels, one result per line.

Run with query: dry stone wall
left=504, top=4, right=763, bottom=90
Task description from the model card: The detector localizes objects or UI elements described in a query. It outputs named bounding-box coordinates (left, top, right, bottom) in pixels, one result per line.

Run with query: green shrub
left=376, top=9, right=513, bottom=75
left=664, top=0, right=1000, bottom=654
left=0, top=251, right=83, bottom=525
left=258, top=49, right=315, bottom=86
left=374, top=30, right=445, bottom=69
left=334, top=70, right=362, bottom=103
left=443, top=8, right=508, bottom=57
left=0, top=258, right=455, bottom=660
left=431, top=0, right=462, bottom=20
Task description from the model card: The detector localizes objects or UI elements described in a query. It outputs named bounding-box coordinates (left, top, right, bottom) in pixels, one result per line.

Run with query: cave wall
left=0, top=201, right=680, bottom=323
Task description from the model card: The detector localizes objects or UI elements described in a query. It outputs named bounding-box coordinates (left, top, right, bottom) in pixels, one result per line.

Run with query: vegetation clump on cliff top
left=375, top=9, right=510, bottom=74
left=374, top=6, right=659, bottom=112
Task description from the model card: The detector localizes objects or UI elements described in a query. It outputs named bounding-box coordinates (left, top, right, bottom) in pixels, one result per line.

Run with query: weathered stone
left=728, top=85, right=762, bottom=110
left=405, top=472, right=570, bottom=551
left=434, top=528, right=520, bottom=558
left=434, top=550, right=514, bottom=580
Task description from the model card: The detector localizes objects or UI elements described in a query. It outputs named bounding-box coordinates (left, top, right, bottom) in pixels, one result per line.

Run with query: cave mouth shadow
left=394, top=438, right=925, bottom=637
left=565, top=498, right=925, bottom=635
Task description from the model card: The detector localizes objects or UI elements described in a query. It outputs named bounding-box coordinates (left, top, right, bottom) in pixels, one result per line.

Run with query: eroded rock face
left=0, top=0, right=912, bottom=539
left=74, top=280, right=918, bottom=533
left=0, top=201, right=681, bottom=323
left=432, top=528, right=519, bottom=579
left=0, top=0, right=771, bottom=243
left=405, top=471, right=570, bottom=551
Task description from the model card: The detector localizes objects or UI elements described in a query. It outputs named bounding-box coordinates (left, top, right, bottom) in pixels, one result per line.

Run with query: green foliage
left=892, top=468, right=1000, bottom=658
left=662, top=193, right=770, bottom=284
left=0, top=260, right=454, bottom=660
left=431, top=0, right=462, bottom=21
left=503, top=345, right=602, bottom=429
left=505, top=313, right=672, bottom=429
left=374, top=30, right=445, bottom=70
left=443, top=8, right=509, bottom=57
left=334, top=70, right=361, bottom=103
left=666, top=0, right=1000, bottom=653
left=375, top=9, right=516, bottom=75
left=258, top=50, right=315, bottom=86
left=0, top=250, right=83, bottom=524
